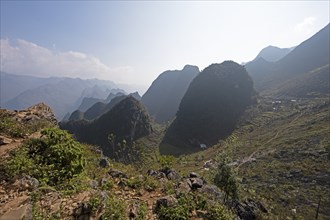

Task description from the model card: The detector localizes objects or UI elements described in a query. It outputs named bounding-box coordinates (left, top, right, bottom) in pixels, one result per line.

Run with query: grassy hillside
left=167, top=97, right=329, bottom=219
left=2, top=97, right=328, bottom=219
left=270, top=64, right=330, bottom=98
left=1, top=118, right=234, bottom=219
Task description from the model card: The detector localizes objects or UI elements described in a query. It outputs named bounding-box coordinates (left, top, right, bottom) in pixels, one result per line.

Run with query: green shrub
left=159, top=155, right=175, bottom=170
left=7, top=128, right=85, bottom=186
left=162, top=181, right=175, bottom=194
left=88, top=195, right=102, bottom=213
left=158, top=205, right=188, bottom=220
left=101, top=179, right=115, bottom=190
left=127, top=178, right=144, bottom=189
left=204, top=204, right=233, bottom=220
left=144, top=176, right=159, bottom=192
left=155, top=194, right=194, bottom=220
left=102, top=196, right=126, bottom=220
left=0, top=114, right=26, bottom=137
left=137, top=202, right=148, bottom=220
left=154, top=192, right=232, bottom=220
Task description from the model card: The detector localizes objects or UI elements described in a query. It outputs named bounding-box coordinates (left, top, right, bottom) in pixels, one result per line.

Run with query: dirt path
left=0, top=138, right=23, bottom=159
left=0, top=132, right=41, bottom=159
left=237, top=111, right=303, bottom=168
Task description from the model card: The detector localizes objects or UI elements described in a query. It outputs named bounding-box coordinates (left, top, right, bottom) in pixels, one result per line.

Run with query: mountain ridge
left=141, top=65, right=200, bottom=123
left=246, top=23, right=330, bottom=96
left=253, top=45, right=293, bottom=62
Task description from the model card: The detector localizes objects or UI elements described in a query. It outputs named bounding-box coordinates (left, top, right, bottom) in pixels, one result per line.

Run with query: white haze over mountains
left=0, top=39, right=135, bottom=83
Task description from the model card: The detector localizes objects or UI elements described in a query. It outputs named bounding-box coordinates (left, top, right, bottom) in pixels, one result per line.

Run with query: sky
left=0, top=1, right=329, bottom=93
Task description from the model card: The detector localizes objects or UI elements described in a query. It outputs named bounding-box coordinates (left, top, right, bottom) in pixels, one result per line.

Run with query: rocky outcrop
left=0, top=136, right=12, bottom=145
left=99, top=158, right=110, bottom=168
left=0, top=103, right=57, bottom=125
left=154, top=195, right=178, bottom=211
left=73, top=202, right=92, bottom=220
left=108, top=169, right=128, bottom=179
left=232, top=199, right=268, bottom=220
left=147, top=169, right=181, bottom=180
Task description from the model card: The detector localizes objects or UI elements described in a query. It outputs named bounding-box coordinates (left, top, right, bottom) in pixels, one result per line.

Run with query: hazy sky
left=1, top=1, right=329, bottom=92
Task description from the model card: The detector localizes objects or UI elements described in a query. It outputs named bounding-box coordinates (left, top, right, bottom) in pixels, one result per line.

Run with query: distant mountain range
left=67, top=92, right=141, bottom=121
left=0, top=72, right=62, bottom=105
left=141, top=65, right=200, bottom=123
left=2, top=24, right=328, bottom=155
left=0, top=73, right=131, bottom=119
left=246, top=24, right=329, bottom=97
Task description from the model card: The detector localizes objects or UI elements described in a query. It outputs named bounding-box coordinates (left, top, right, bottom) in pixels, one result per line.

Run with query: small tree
left=213, top=158, right=238, bottom=202
left=108, top=133, right=116, bottom=158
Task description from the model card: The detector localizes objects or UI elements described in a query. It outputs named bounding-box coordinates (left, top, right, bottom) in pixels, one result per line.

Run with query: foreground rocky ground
left=0, top=103, right=268, bottom=219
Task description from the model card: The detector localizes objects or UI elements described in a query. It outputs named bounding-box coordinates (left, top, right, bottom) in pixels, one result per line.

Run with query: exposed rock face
left=12, top=175, right=40, bottom=191
left=0, top=103, right=57, bottom=125
left=147, top=169, right=181, bottom=180
left=99, top=158, right=110, bottom=168
left=73, top=202, right=92, bottom=220
left=232, top=199, right=268, bottom=220
left=154, top=195, right=178, bottom=211
left=0, top=136, right=12, bottom=145
left=162, top=61, right=255, bottom=155
left=108, top=169, right=128, bottom=179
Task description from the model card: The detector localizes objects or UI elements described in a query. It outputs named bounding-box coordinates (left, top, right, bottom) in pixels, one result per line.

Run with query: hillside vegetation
left=166, top=97, right=330, bottom=219
left=0, top=106, right=241, bottom=220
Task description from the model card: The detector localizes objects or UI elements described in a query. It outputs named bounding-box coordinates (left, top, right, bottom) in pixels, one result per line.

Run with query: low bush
left=102, top=196, right=126, bottom=220
left=7, top=128, right=85, bottom=186
left=154, top=192, right=233, bottom=220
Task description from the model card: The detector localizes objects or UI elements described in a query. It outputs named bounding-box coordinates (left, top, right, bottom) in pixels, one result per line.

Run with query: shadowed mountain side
left=162, top=61, right=255, bottom=156
left=68, top=110, right=85, bottom=121
left=67, top=92, right=141, bottom=121
left=60, top=96, right=152, bottom=157
left=77, top=89, right=127, bottom=112
left=272, top=64, right=330, bottom=98
left=83, top=95, right=126, bottom=121
left=142, top=65, right=199, bottom=123
left=246, top=24, right=330, bottom=94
